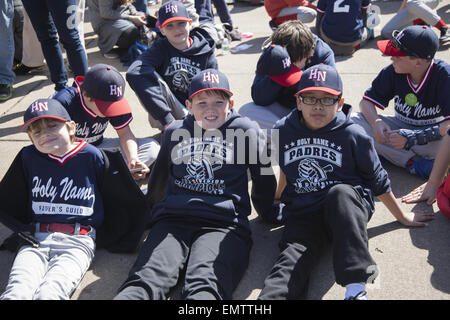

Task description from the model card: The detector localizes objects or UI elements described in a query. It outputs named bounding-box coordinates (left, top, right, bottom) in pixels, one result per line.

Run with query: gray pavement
left=0, top=0, right=449, bottom=300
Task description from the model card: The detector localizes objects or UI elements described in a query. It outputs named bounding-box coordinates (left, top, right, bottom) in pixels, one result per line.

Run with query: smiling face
left=186, top=90, right=234, bottom=130
left=160, top=20, right=191, bottom=50
left=296, top=91, right=343, bottom=131
left=27, top=118, right=76, bottom=156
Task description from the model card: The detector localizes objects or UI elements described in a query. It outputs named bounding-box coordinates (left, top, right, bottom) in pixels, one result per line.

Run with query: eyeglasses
left=297, top=95, right=340, bottom=106
left=391, top=30, right=420, bottom=58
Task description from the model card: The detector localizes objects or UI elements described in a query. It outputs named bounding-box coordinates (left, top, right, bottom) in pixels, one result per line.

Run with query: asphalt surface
left=0, top=0, right=449, bottom=300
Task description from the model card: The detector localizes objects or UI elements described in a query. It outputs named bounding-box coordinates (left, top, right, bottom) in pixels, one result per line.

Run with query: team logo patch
left=405, top=93, right=417, bottom=107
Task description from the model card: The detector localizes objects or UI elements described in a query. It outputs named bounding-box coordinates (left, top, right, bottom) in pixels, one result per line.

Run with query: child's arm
left=116, top=126, right=150, bottom=180
left=378, top=191, right=434, bottom=227
left=402, top=133, right=450, bottom=205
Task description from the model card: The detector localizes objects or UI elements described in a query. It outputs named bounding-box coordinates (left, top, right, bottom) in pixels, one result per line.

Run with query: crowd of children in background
left=0, top=0, right=449, bottom=301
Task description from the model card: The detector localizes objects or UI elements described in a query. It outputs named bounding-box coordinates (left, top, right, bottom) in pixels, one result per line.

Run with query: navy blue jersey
left=318, top=0, right=371, bottom=43
left=53, top=77, right=133, bottom=146
left=363, top=59, right=450, bottom=126
left=275, top=104, right=391, bottom=216
left=21, top=141, right=105, bottom=228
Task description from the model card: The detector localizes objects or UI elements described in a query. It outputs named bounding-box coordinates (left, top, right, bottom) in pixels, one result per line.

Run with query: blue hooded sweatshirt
left=274, top=104, right=391, bottom=217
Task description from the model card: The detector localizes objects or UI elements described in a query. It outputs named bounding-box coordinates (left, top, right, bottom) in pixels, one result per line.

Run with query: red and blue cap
left=21, top=98, right=71, bottom=132
left=81, top=64, right=131, bottom=117
left=256, top=44, right=303, bottom=87
left=158, top=0, right=192, bottom=29
left=188, top=69, right=233, bottom=99
left=294, top=64, right=342, bottom=96
left=377, top=25, right=439, bottom=59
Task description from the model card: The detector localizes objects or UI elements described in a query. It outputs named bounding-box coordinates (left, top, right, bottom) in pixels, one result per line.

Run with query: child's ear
left=228, top=98, right=234, bottom=109
left=337, top=97, right=344, bottom=112
left=185, top=99, right=193, bottom=113
left=82, top=91, right=93, bottom=102
left=67, top=121, right=76, bottom=136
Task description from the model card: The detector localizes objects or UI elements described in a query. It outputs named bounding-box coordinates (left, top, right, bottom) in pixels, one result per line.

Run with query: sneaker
left=103, top=50, right=120, bottom=59
left=0, top=84, right=13, bottom=101
left=406, top=156, right=434, bottom=180
left=269, top=19, right=277, bottom=31
left=223, top=23, right=242, bottom=41
left=345, top=291, right=368, bottom=300
left=13, top=63, right=46, bottom=76
left=440, top=27, right=450, bottom=44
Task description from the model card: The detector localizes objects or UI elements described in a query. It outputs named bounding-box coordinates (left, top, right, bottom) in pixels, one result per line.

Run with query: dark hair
left=270, top=20, right=315, bottom=63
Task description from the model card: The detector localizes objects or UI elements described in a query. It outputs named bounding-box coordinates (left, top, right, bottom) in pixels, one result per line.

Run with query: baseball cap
left=188, top=69, right=233, bottom=99
left=21, top=98, right=71, bottom=132
left=294, top=64, right=342, bottom=96
left=158, top=0, right=192, bottom=29
left=81, top=64, right=131, bottom=117
left=256, top=44, right=303, bottom=87
left=377, top=25, right=439, bottom=59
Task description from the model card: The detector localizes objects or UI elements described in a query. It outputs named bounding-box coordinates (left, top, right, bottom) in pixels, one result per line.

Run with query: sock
left=345, top=283, right=366, bottom=299
left=413, top=19, right=426, bottom=25
left=434, top=19, right=447, bottom=30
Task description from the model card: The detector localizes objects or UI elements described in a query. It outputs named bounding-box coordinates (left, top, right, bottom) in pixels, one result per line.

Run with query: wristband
left=398, top=125, right=441, bottom=150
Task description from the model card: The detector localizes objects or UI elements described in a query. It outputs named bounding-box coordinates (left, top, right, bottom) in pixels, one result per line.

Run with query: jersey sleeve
left=53, top=87, right=77, bottom=109
left=317, top=0, right=327, bottom=12
left=109, top=113, right=133, bottom=130
left=363, top=65, right=395, bottom=110
left=437, top=67, right=450, bottom=122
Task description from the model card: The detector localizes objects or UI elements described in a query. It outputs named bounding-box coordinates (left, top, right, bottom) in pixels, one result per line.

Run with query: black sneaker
left=0, top=84, right=13, bottom=101
left=13, top=63, right=46, bottom=76
left=440, top=27, right=450, bottom=44
left=269, top=19, right=277, bottom=31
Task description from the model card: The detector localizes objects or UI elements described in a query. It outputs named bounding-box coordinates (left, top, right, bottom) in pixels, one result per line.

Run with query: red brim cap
left=160, top=17, right=192, bottom=28
left=21, top=116, right=69, bottom=132
left=270, top=65, right=303, bottom=87
left=189, top=88, right=233, bottom=99
left=377, top=40, right=407, bottom=57
left=295, top=87, right=341, bottom=96
left=94, top=97, right=132, bottom=117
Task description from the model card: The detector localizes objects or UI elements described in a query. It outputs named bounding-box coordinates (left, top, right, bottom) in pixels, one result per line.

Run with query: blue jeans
left=21, top=0, right=87, bottom=90
left=133, top=0, right=150, bottom=15
left=0, top=0, right=15, bottom=85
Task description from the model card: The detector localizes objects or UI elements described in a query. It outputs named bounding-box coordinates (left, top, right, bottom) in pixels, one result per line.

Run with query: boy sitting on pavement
left=0, top=99, right=148, bottom=299
left=126, top=0, right=218, bottom=132
left=316, top=0, right=374, bottom=56
left=114, top=69, right=278, bottom=300
left=258, top=64, right=433, bottom=300
left=239, top=20, right=335, bottom=132
left=53, top=63, right=160, bottom=181
left=352, top=25, right=450, bottom=180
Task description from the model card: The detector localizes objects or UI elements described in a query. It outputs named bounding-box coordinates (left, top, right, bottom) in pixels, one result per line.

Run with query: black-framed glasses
left=391, top=30, right=420, bottom=58
left=297, top=95, right=340, bottom=106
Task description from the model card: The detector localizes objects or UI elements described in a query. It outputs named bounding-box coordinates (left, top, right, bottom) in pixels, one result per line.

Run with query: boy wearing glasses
left=258, top=64, right=432, bottom=300
left=353, top=25, right=450, bottom=179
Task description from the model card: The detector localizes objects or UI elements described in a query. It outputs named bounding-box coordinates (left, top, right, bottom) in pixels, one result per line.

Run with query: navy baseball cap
left=21, top=98, right=71, bottom=132
left=188, top=69, right=233, bottom=99
left=256, top=44, right=303, bottom=87
left=377, top=25, right=439, bottom=59
left=158, top=0, right=192, bottom=29
left=81, top=64, right=131, bottom=117
left=294, top=64, right=342, bottom=96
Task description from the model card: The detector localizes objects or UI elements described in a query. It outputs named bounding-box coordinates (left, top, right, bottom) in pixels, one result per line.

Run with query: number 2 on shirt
left=333, top=0, right=350, bottom=13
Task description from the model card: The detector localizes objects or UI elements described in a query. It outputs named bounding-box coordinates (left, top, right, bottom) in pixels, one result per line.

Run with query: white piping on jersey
left=113, top=116, right=133, bottom=130
left=363, top=94, right=385, bottom=110
left=74, top=77, right=98, bottom=119
left=48, top=140, right=88, bottom=165
left=406, top=60, right=434, bottom=94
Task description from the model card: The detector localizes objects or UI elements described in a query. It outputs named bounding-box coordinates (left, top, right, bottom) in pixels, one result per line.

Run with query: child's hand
left=129, top=160, right=150, bottom=180
left=402, top=182, right=438, bottom=205
left=399, top=209, right=434, bottom=227
left=386, top=130, right=407, bottom=149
